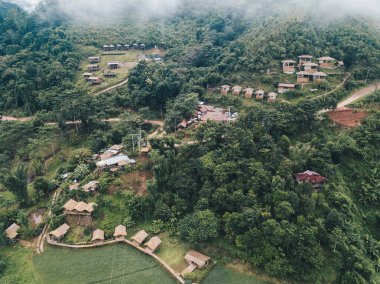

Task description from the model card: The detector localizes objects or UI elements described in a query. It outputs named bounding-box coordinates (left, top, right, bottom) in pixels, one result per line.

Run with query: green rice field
left=203, top=265, right=271, bottom=284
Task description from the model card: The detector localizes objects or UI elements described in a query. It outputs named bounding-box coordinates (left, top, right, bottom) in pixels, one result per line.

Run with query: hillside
left=0, top=1, right=379, bottom=284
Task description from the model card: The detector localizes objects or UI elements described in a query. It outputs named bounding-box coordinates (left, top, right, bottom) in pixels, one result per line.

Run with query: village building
left=298, top=55, right=313, bottom=66
left=63, top=199, right=96, bottom=216
left=124, top=44, right=130, bottom=50
left=255, top=90, right=265, bottom=100
left=302, top=62, right=319, bottom=73
left=220, top=85, right=231, bottom=95
left=82, top=72, right=93, bottom=80
left=49, top=223, right=70, bottom=241
left=103, top=45, right=110, bottom=51
left=297, top=71, right=328, bottom=83
left=116, top=44, right=123, bottom=50
left=131, top=230, right=148, bottom=246
left=5, top=223, right=20, bottom=242
left=318, top=56, right=337, bottom=69
left=96, top=155, right=136, bottom=169
left=104, top=72, right=117, bottom=77
left=133, top=43, right=139, bottom=49
left=87, top=64, right=100, bottom=72
left=144, top=236, right=162, bottom=253
left=88, top=56, right=100, bottom=63
left=232, top=86, right=242, bottom=96
left=110, top=144, right=124, bottom=151
left=113, top=225, right=127, bottom=240
left=177, top=120, right=188, bottom=130
left=82, top=181, right=98, bottom=192
left=278, top=83, right=296, bottom=93
left=69, top=182, right=80, bottom=191
left=107, top=62, right=120, bottom=69
left=295, top=170, right=327, bottom=189
left=91, top=229, right=105, bottom=244
left=268, top=92, right=278, bottom=103
left=109, top=44, right=115, bottom=50
left=313, top=72, right=328, bottom=82
left=338, top=61, right=344, bottom=67
left=140, top=147, right=151, bottom=157
left=185, top=250, right=211, bottom=269
left=88, top=77, right=102, bottom=85
left=100, top=149, right=119, bottom=160
left=140, top=44, right=146, bottom=50
left=244, top=88, right=254, bottom=99
left=282, top=60, right=297, bottom=74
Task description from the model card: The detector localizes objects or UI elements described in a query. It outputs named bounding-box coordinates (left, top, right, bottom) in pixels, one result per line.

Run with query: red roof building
left=295, top=170, right=327, bottom=188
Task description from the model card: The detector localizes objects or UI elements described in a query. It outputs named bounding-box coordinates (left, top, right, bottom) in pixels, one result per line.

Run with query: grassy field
left=1, top=244, right=177, bottom=283
left=203, top=264, right=272, bottom=284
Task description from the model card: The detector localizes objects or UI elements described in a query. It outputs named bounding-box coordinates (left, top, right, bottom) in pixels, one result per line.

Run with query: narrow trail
left=337, top=82, right=380, bottom=108
left=312, top=72, right=352, bottom=100
left=94, top=78, right=129, bottom=96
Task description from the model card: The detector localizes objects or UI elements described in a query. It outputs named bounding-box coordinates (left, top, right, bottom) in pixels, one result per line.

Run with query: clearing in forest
left=328, top=108, right=368, bottom=127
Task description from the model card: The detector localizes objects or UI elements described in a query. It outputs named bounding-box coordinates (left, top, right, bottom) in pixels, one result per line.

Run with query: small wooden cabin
left=268, top=92, right=278, bottom=103
left=113, top=225, right=127, bottom=240
left=91, top=229, right=105, bottom=244
left=88, top=56, right=100, bottom=63
left=131, top=230, right=148, bottom=246
left=318, top=56, right=336, bottom=69
left=103, top=45, right=110, bottom=51
left=69, top=182, right=80, bottom=191
left=133, top=43, right=139, bottom=49
left=107, top=62, right=120, bottom=69
left=220, top=85, right=231, bottom=95
left=244, top=88, right=254, bottom=99
left=5, top=223, right=20, bottom=242
left=116, top=44, right=123, bottom=50
left=278, top=83, right=296, bottom=94
left=144, top=236, right=162, bottom=253
left=124, top=44, right=130, bottom=50
left=82, top=72, right=93, bottom=80
left=232, top=86, right=242, bottom=96
left=82, top=181, right=98, bottom=192
left=302, top=62, right=319, bottom=73
left=49, top=223, right=70, bottom=241
left=295, top=170, right=327, bottom=189
left=109, top=44, right=115, bottom=50
left=104, top=72, right=117, bottom=77
left=87, top=64, right=100, bottom=72
left=140, top=44, right=146, bottom=50
left=255, top=90, right=265, bottom=100
left=185, top=250, right=211, bottom=269
left=298, top=55, right=313, bottom=66
left=297, top=71, right=311, bottom=83
left=282, top=60, right=297, bottom=74
left=88, top=77, right=102, bottom=84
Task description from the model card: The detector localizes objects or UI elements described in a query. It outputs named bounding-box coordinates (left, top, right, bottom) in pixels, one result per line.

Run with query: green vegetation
left=203, top=265, right=270, bottom=284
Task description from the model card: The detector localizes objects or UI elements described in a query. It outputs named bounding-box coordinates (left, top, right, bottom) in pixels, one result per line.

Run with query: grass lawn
left=32, top=244, right=177, bottom=284
left=203, top=264, right=272, bottom=284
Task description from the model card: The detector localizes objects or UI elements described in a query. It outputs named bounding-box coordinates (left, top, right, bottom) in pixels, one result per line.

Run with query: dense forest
left=0, top=0, right=379, bottom=283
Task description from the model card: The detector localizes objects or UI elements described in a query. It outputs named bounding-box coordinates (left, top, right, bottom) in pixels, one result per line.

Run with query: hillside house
left=268, top=92, right=278, bottom=103
left=313, top=72, right=328, bottom=82
left=144, top=236, right=162, bottom=253
left=88, top=56, right=100, bottom=63
left=107, top=62, right=120, bottom=69
left=298, top=55, right=313, bottom=66
left=177, top=120, right=188, bottom=130
left=140, top=44, right=146, bottom=50
left=116, top=44, right=123, bottom=50
left=318, top=56, right=336, bottom=69
left=82, top=72, right=93, bottom=80
left=232, top=86, right=242, bottom=96
left=140, top=147, right=151, bottom=157
left=103, top=45, right=110, bottom=51
left=295, top=170, right=327, bottom=189
left=5, top=223, right=20, bottom=242
left=88, top=77, right=102, bottom=85
left=87, top=64, right=100, bottom=72
left=297, top=71, right=328, bottom=83
left=133, top=43, right=138, bottom=49
left=302, top=62, right=319, bottom=73
left=221, top=85, right=231, bottom=95
left=124, top=44, right=130, bottom=50
left=104, top=72, right=117, bottom=77
left=110, top=144, right=124, bottom=151
left=255, top=90, right=265, bottom=100
left=96, top=155, right=136, bottom=169
left=49, top=223, right=70, bottom=241
left=132, top=230, right=148, bottom=246
left=278, top=83, right=296, bottom=93
left=244, top=88, right=254, bottom=99
left=114, top=225, right=127, bottom=240
left=63, top=199, right=96, bottom=216
left=82, top=181, right=98, bottom=192
left=185, top=250, right=211, bottom=269
left=282, top=60, right=297, bottom=74
left=100, top=149, right=119, bottom=160
left=109, top=44, right=115, bottom=50
left=91, top=229, right=105, bottom=244
left=69, top=182, right=80, bottom=191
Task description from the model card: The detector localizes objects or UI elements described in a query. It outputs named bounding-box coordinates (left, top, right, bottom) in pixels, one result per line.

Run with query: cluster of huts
left=282, top=55, right=343, bottom=84
left=220, top=85, right=279, bottom=102
left=103, top=43, right=146, bottom=51
left=83, top=57, right=123, bottom=85
left=92, top=144, right=136, bottom=172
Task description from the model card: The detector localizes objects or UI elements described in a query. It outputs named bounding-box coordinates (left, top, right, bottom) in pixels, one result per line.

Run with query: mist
left=5, top=0, right=380, bottom=23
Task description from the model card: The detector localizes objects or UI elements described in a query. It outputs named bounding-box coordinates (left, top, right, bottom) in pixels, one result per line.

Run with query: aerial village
left=2, top=44, right=343, bottom=283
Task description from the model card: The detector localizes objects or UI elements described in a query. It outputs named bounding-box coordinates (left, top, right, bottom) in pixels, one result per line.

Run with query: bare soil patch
left=328, top=108, right=368, bottom=127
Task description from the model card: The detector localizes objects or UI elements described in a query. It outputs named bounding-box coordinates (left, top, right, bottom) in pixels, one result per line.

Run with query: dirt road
left=94, top=78, right=129, bottom=96
left=337, top=83, right=380, bottom=108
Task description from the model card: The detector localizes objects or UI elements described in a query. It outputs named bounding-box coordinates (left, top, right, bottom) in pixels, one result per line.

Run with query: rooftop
left=5, top=223, right=20, bottom=239
left=96, top=155, right=136, bottom=167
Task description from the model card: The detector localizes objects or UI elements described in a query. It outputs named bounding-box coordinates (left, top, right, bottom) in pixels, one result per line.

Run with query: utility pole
left=365, top=68, right=370, bottom=85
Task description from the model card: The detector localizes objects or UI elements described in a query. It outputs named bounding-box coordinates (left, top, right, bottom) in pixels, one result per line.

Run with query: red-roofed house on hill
left=295, top=170, right=327, bottom=189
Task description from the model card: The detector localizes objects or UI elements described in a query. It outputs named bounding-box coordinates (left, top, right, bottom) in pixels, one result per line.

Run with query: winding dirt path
left=94, top=78, right=129, bottom=96
left=337, top=82, right=380, bottom=108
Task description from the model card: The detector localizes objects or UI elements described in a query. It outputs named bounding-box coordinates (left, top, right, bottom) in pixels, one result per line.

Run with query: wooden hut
left=318, top=56, right=336, bottom=69
left=131, top=230, right=148, bottom=246
left=82, top=72, right=93, bottom=80
left=5, top=223, right=20, bottom=242
left=278, top=83, right=296, bottom=94
left=220, top=85, right=230, bottom=95
left=133, top=43, right=138, bottom=49
left=232, top=86, right=242, bottom=96
left=302, top=62, right=319, bottom=73
left=282, top=60, right=297, bottom=74
left=255, top=90, right=265, bottom=100
left=312, top=72, right=328, bottom=82
left=244, top=88, right=254, bottom=99
left=185, top=250, right=211, bottom=269
left=88, top=77, right=102, bottom=84
left=298, top=55, right=313, bottom=66
left=140, top=44, right=146, bottom=50
left=109, top=44, right=115, bottom=50
left=124, top=44, right=130, bottom=50
left=295, top=170, right=327, bottom=189
left=88, top=56, right=100, bottom=63
left=268, top=92, right=278, bottom=103
left=144, top=236, right=162, bottom=253
left=110, top=145, right=124, bottom=151
left=87, top=64, right=100, bottom=72
left=103, top=45, right=109, bottom=51
left=107, top=62, right=120, bottom=69
left=82, top=181, right=98, bottom=192
left=297, top=71, right=311, bottom=83
left=49, top=223, right=70, bottom=241
left=116, top=44, right=123, bottom=50
left=91, top=229, right=105, bottom=244
left=113, top=225, right=127, bottom=240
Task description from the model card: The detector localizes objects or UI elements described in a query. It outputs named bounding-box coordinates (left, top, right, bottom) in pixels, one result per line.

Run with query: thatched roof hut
left=91, top=229, right=105, bottom=243
left=185, top=250, right=211, bottom=268
left=131, top=230, right=148, bottom=245
left=49, top=223, right=70, bottom=239
left=113, top=225, right=127, bottom=239
left=5, top=223, right=20, bottom=240
left=144, top=236, right=162, bottom=253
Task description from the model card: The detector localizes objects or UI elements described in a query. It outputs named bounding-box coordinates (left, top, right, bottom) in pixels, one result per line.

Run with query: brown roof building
left=88, top=77, right=102, bottom=85
left=91, top=229, right=105, bottom=243
left=144, top=236, right=162, bottom=253
left=278, top=83, right=296, bottom=94
left=244, top=88, right=254, bottom=99
left=131, top=230, right=148, bottom=246
left=282, top=60, right=297, bottom=74
left=63, top=199, right=96, bottom=215
left=88, top=56, right=101, bottom=63
left=318, top=56, right=336, bottom=69
left=220, top=85, right=230, bottom=95
left=232, top=86, right=242, bottom=96
left=113, top=225, right=127, bottom=240
left=69, top=182, right=80, bottom=191
left=82, top=181, right=99, bottom=192
left=298, top=55, right=313, bottom=66
left=185, top=250, right=211, bottom=268
left=49, top=223, right=70, bottom=240
left=5, top=223, right=20, bottom=240
left=268, top=92, right=278, bottom=103
left=87, top=64, right=100, bottom=72
left=255, top=90, right=265, bottom=100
